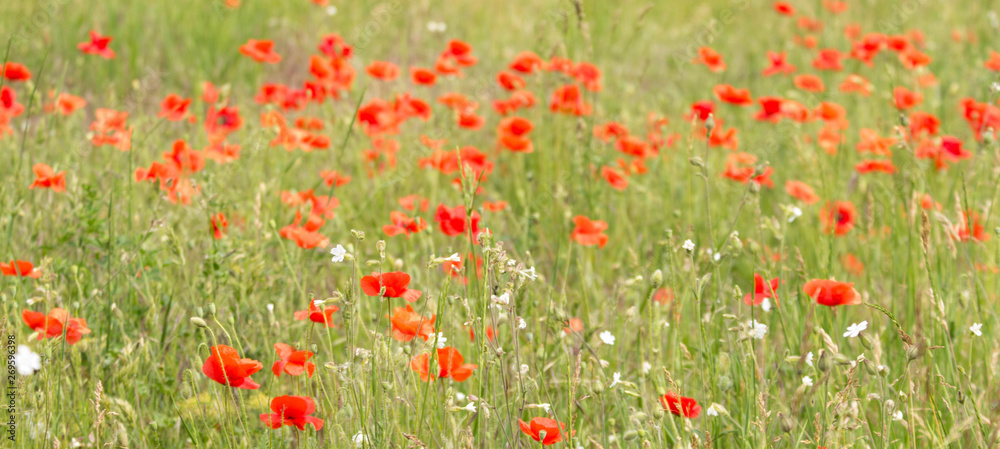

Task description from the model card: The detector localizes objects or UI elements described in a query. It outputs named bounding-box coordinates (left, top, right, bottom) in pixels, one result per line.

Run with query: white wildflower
left=516, top=317, right=527, bottom=329
left=609, top=372, right=622, bottom=389
left=266, top=303, right=274, bottom=313
left=892, top=411, right=903, bottom=421
left=802, top=375, right=813, bottom=387
left=599, top=331, right=616, bottom=345
left=330, top=244, right=347, bottom=263
left=747, top=320, right=768, bottom=340
left=14, top=345, right=41, bottom=376
left=805, top=351, right=814, bottom=367
left=427, top=21, right=447, bottom=33
left=682, top=239, right=695, bottom=252
left=461, top=402, right=476, bottom=413
left=843, top=321, right=868, bottom=338
left=326, top=5, right=337, bottom=16
left=492, top=292, right=510, bottom=306
left=444, top=253, right=461, bottom=262
left=353, top=432, right=367, bottom=447
left=789, top=206, right=802, bottom=223
left=761, top=297, right=772, bottom=312
left=519, top=266, right=538, bottom=281
left=428, top=333, right=447, bottom=349
left=642, top=361, right=652, bottom=375
left=706, top=404, right=719, bottom=416
left=970, top=322, right=983, bottom=337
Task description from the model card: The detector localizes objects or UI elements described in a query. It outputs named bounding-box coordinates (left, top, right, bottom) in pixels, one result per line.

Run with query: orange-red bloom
left=893, top=87, right=923, bottom=110
left=519, top=417, right=572, bottom=445
left=714, top=84, right=753, bottom=106
left=366, top=61, right=400, bottom=81
left=210, top=213, right=228, bottom=239
left=388, top=304, right=435, bottom=342
left=272, top=343, right=315, bottom=378
left=820, top=201, right=857, bottom=236
left=260, top=396, right=324, bottom=431
left=743, top=273, right=779, bottom=307
left=78, top=31, right=115, bottom=59
left=410, top=67, right=437, bottom=86
left=434, top=204, right=482, bottom=239
left=158, top=94, right=191, bottom=121
left=2, top=260, right=42, bottom=279
left=294, top=300, right=339, bottom=327
left=240, top=39, right=281, bottom=64
left=694, top=47, right=726, bottom=72
left=202, top=345, right=263, bottom=389
left=660, top=393, right=702, bottom=418
left=1, top=62, right=31, bottom=81
left=22, top=308, right=90, bottom=344
left=785, top=180, right=819, bottom=204
left=29, top=163, right=66, bottom=192
left=803, top=279, right=861, bottom=306
left=954, top=210, right=989, bottom=242
left=361, top=271, right=422, bottom=302
left=571, top=215, right=609, bottom=248
left=383, top=211, right=426, bottom=237
left=410, top=347, right=478, bottom=382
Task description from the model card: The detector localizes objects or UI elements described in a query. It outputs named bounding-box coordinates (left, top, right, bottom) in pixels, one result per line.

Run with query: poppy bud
left=624, top=430, right=639, bottom=441
left=717, top=375, right=733, bottom=391
left=592, top=380, right=605, bottom=394
left=860, top=332, right=874, bottom=350
left=749, top=182, right=760, bottom=194
left=705, top=113, right=716, bottom=133
left=376, top=240, right=386, bottom=259
left=689, top=157, right=705, bottom=168
left=351, top=229, right=365, bottom=241
left=651, top=270, right=663, bottom=289
left=833, top=353, right=852, bottom=365
left=205, top=303, right=216, bottom=320
left=653, top=409, right=665, bottom=419
left=195, top=306, right=204, bottom=318
left=190, top=317, right=208, bottom=328
left=957, top=390, right=965, bottom=404
left=817, top=350, right=831, bottom=372
left=905, top=345, right=920, bottom=361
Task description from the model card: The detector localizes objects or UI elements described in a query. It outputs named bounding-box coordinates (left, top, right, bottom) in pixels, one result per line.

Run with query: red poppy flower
left=388, top=304, right=435, bottom=342
left=571, top=215, right=609, bottom=248
left=744, top=274, right=779, bottom=307
left=78, top=31, right=115, bottom=59
left=497, top=71, right=526, bottom=90
left=755, top=96, right=785, bottom=122
left=713, top=84, right=753, bottom=106
left=2, top=260, right=42, bottom=279
left=319, top=170, right=350, bottom=187
left=954, top=210, right=989, bottom=242
left=856, top=129, right=897, bottom=156
left=410, top=347, right=475, bottom=382
left=593, top=122, right=629, bottom=142
left=383, top=211, right=426, bottom=237
left=773, top=1, right=795, bottom=15
left=549, top=84, right=591, bottom=116
left=509, top=51, right=545, bottom=73
left=1, top=62, right=31, bottom=81
left=694, top=47, right=726, bottom=72
left=158, top=94, right=191, bottom=121
left=410, top=67, right=437, bottom=86
left=687, top=101, right=715, bottom=121
left=210, top=213, right=228, bottom=239
left=762, top=51, right=796, bottom=76
left=855, top=159, right=896, bottom=174
left=29, top=163, right=66, bottom=193
left=812, top=49, right=843, bottom=71
left=361, top=271, right=423, bottom=302
left=519, top=417, right=571, bottom=445
left=366, top=61, right=400, bottom=81
left=22, top=308, right=90, bottom=344
left=839, top=74, right=872, bottom=96
left=653, top=288, right=675, bottom=305
left=893, top=87, right=923, bottom=110
left=239, top=39, right=281, bottom=64
left=986, top=51, right=1000, bottom=71
left=202, top=345, right=263, bottom=389
left=785, top=180, right=819, bottom=204
left=498, top=116, right=535, bottom=152
left=260, top=396, right=324, bottom=431
left=660, top=393, right=701, bottom=418
left=601, top=166, right=628, bottom=191
left=48, top=93, right=87, bottom=116
left=272, top=343, right=315, bottom=378
left=573, top=62, right=602, bottom=92
left=794, top=74, right=826, bottom=92
left=908, top=111, right=940, bottom=137
left=803, top=279, right=861, bottom=306
left=483, top=201, right=508, bottom=212
left=443, top=39, right=477, bottom=67
left=841, top=254, right=865, bottom=276
left=899, top=48, right=931, bottom=70
left=293, top=300, right=339, bottom=327
left=820, top=201, right=857, bottom=236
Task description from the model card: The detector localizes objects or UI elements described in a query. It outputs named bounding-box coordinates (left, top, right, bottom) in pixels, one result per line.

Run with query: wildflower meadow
left=2, top=0, right=1000, bottom=447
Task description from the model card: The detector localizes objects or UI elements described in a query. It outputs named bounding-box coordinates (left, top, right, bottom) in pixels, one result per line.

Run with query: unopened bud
left=779, top=413, right=795, bottom=433
left=651, top=270, right=663, bottom=289
left=905, top=345, right=920, bottom=361
left=623, top=430, right=639, bottom=441
left=689, top=157, right=705, bottom=168
left=817, top=350, right=831, bottom=372
left=705, top=114, right=716, bottom=132
left=205, top=303, right=216, bottom=320
left=190, top=317, right=208, bottom=328
left=351, top=229, right=365, bottom=241
left=860, top=332, right=874, bottom=350
left=376, top=240, right=386, bottom=259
